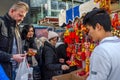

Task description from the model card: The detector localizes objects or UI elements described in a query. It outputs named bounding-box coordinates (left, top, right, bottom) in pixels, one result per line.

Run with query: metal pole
left=72, top=0, right=74, bottom=21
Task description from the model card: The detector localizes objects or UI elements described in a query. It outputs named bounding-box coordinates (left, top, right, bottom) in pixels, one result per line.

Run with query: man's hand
left=12, top=54, right=26, bottom=63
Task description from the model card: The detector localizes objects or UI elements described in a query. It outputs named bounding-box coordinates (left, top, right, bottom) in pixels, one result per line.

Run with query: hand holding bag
left=15, top=57, right=32, bottom=80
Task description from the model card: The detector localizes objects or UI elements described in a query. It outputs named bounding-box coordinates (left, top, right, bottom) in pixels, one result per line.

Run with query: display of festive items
left=76, top=69, right=86, bottom=76
left=94, top=0, right=111, bottom=13
left=111, top=13, right=120, bottom=29
left=64, top=17, right=96, bottom=76
left=64, top=1, right=120, bottom=78
left=111, top=13, right=120, bottom=37
left=112, top=29, right=120, bottom=37
left=27, top=48, right=37, bottom=56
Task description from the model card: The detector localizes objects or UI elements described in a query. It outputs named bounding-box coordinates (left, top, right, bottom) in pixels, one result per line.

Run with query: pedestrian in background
left=0, top=1, right=29, bottom=80
left=21, top=24, right=37, bottom=53
left=83, top=8, right=120, bottom=80
left=56, top=32, right=69, bottom=74
left=21, top=24, right=41, bottom=80
left=41, top=31, right=69, bottom=80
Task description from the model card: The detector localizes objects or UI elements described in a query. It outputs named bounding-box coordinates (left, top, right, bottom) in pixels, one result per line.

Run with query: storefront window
left=51, top=1, right=58, bottom=9
left=30, top=0, right=41, bottom=7
left=30, top=0, right=46, bottom=7
left=68, top=2, right=72, bottom=9
left=51, top=11, right=59, bottom=16
left=58, top=2, right=66, bottom=10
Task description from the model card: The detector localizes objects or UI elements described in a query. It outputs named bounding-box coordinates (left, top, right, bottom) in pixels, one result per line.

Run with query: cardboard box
left=71, top=73, right=86, bottom=80
left=52, top=73, right=71, bottom=80
left=52, top=69, right=86, bottom=80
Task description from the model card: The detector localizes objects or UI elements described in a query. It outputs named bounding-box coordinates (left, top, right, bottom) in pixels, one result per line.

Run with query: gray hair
left=10, top=1, right=29, bottom=12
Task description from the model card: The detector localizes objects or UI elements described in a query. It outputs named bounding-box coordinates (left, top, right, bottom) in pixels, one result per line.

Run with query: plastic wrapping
left=15, top=57, right=33, bottom=80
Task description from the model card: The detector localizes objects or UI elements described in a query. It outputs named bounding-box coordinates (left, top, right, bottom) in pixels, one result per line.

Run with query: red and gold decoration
left=111, top=13, right=120, bottom=29
left=112, top=29, right=120, bottom=37
left=64, top=17, right=96, bottom=76
left=94, top=0, right=111, bottom=13
left=111, top=13, right=120, bottom=37
left=27, top=48, right=37, bottom=56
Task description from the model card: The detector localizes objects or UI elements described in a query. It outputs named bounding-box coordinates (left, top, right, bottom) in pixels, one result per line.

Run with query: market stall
left=53, top=0, right=120, bottom=80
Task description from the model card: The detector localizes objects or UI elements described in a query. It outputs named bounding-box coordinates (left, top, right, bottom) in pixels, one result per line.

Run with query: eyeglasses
left=52, top=38, right=58, bottom=42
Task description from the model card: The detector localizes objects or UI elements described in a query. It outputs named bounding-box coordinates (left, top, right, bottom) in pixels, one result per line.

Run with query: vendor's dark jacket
left=42, top=41, right=62, bottom=80
left=0, top=13, right=18, bottom=79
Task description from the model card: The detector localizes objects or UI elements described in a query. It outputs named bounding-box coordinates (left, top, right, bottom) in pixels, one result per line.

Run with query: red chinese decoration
left=64, top=17, right=97, bottom=75
left=94, top=0, right=111, bottom=13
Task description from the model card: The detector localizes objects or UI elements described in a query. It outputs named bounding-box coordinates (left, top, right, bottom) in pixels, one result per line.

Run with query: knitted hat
left=48, top=31, right=58, bottom=40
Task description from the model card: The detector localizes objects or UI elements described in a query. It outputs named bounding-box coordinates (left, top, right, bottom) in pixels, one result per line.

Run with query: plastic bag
left=15, top=57, right=32, bottom=80
left=0, top=65, right=9, bottom=80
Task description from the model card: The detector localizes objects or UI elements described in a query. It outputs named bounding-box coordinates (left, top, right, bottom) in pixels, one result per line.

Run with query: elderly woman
left=41, top=31, right=70, bottom=80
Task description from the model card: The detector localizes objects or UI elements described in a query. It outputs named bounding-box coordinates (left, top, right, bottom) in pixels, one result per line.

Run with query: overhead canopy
left=59, top=0, right=99, bottom=25
left=66, top=5, right=80, bottom=23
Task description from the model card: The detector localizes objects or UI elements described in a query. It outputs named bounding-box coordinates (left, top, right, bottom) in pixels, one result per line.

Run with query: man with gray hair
left=0, top=1, right=29, bottom=79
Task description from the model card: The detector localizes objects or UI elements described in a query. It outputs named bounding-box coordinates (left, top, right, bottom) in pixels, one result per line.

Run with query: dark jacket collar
left=44, top=41, right=57, bottom=55
left=44, top=41, right=55, bottom=49
left=4, top=13, right=16, bottom=27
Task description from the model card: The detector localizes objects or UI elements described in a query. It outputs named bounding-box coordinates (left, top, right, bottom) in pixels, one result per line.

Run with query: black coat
left=0, top=13, right=19, bottom=80
left=22, top=38, right=38, bottom=65
left=42, top=41, right=62, bottom=80
left=22, top=38, right=42, bottom=80
left=56, top=42, right=68, bottom=62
